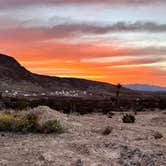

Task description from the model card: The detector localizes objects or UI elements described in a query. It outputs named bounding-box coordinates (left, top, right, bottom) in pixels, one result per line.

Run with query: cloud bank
left=0, top=0, right=166, bottom=9
left=0, top=0, right=166, bottom=86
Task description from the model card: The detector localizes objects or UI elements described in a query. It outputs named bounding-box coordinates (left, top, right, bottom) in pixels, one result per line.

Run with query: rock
left=0, top=159, right=9, bottom=166
left=75, top=159, right=83, bottom=166
left=70, top=142, right=90, bottom=155
left=39, top=152, right=55, bottom=162
left=119, top=145, right=156, bottom=166
left=20, top=106, right=69, bottom=128
left=107, top=112, right=115, bottom=118
left=142, top=154, right=155, bottom=166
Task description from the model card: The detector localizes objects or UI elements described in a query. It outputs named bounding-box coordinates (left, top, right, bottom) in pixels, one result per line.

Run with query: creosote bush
left=0, top=113, right=64, bottom=134
left=13, top=113, right=39, bottom=133
left=122, top=114, right=135, bottom=123
left=0, top=113, right=39, bottom=133
left=43, top=120, right=64, bottom=134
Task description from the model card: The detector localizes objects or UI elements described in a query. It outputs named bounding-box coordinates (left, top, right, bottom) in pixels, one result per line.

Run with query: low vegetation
left=101, top=126, right=113, bottom=135
left=43, top=120, right=64, bottom=134
left=153, top=131, right=163, bottom=139
left=122, top=114, right=135, bottom=123
left=1, top=95, right=166, bottom=115
left=0, top=112, right=64, bottom=134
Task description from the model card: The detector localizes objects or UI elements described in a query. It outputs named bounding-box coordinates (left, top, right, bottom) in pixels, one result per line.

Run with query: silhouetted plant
left=116, top=83, right=122, bottom=107
left=122, top=114, right=135, bottom=123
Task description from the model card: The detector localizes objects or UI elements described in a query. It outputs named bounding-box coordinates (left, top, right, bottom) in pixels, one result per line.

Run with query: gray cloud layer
left=1, top=22, right=166, bottom=42
left=0, top=0, right=165, bottom=9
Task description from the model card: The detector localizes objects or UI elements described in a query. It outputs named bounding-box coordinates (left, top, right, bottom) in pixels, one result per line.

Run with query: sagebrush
left=0, top=112, right=64, bottom=134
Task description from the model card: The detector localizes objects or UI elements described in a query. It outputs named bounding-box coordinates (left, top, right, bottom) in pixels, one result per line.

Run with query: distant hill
left=0, top=53, right=130, bottom=95
left=124, top=84, right=166, bottom=92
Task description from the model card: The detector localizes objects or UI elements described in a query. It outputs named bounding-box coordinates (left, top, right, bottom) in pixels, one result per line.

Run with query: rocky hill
left=0, top=53, right=129, bottom=95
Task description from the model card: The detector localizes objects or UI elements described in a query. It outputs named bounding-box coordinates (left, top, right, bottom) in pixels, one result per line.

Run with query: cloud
left=0, top=0, right=165, bottom=9
left=1, top=35, right=166, bottom=86
left=1, top=21, right=166, bottom=44
left=81, top=55, right=162, bottom=64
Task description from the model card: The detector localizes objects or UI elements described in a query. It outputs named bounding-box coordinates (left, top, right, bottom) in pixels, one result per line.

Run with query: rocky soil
left=0, top=107, right=166, bottom=166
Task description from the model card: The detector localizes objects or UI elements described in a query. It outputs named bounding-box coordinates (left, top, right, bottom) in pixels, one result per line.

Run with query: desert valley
left=0, top=54, right=166, bottom=166
left=0, top=0, right=166, bottom=165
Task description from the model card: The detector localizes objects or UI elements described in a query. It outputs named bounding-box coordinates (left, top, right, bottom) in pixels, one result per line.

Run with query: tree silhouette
left=116, top=83, right=122, bottom=107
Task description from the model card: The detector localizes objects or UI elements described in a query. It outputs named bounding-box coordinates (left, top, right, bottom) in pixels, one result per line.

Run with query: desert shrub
left=15, top=100, right=28, bottom=110
left=0, top=114, right=16, bottom=131
left=122, top=114, right=135, bottom=123
left=102, top=126, right=113, bottom=135
left=3, top=97, right=29, bottom=110
left=0, top=113, right=39, bottom=133
left=0, top=114, right=14, bottom=120
left=13, top=113, right=39, bottom=133
left=0, top=111, right=65, bottom=134
left=107, top=112, right=115, bottom=118
left=153, top=131, right=163, bottom=139
left=162, top=111, right=166, bottom=115
left=43, top=120, right=64, bottom=134
left=158, top=99, right=166, bottom=110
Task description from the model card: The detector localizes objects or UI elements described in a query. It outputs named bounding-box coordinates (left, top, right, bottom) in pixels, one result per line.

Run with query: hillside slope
left=0, top=53, right=129, bottom=94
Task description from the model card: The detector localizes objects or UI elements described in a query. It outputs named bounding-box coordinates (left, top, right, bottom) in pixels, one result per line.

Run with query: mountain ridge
left=124, top=84, right=166, bottom=92
left=0, top=53, right=129, bottom=95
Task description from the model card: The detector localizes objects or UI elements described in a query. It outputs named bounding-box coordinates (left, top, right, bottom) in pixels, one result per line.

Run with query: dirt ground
left=0, top=107, right=166, bottom=166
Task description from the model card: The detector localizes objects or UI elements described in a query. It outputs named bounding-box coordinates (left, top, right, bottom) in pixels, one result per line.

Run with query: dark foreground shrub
left=3, top=98, right=29, bottom=110
left=102, top=126, right=113, bottom=135
left=122, top=114, right=135, bottom=123
left=43, top=120, right=64, bottom=134
left=0, top=113, right=64, bottom=134
left=153, top=131, right=163, bottom=139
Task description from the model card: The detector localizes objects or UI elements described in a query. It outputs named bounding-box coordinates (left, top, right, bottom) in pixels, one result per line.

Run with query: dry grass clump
left=0, top=108, right=65, bottom=134
left=43, top=120, right=64, bottom=134
left=0, top=113, right=38, bottom=133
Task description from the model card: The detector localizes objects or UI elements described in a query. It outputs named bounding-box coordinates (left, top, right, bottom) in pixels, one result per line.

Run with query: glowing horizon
left=0, top=0, right=166, bottom=86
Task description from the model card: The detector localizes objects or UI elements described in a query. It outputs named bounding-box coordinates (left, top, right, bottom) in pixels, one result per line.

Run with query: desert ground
left=0, top=106, right=166, bottom=166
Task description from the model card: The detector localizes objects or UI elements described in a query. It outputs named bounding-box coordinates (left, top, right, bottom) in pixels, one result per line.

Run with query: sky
left=0, top=0, right=166, bottom=86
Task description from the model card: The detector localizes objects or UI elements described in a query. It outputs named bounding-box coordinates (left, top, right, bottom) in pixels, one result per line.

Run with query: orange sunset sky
left=0, top=0, right=166, bottom=86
